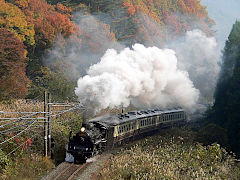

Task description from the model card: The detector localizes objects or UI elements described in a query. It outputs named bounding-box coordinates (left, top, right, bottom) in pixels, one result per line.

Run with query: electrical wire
left=0, top=124, right=44, bottom=135
left=0, top=112, right=40, bottom=128
left=47, top=105, right=84, bottom=118
left=0, top=120, right=37, bottom=145
left=5, top=132, right=39, bottom=157
left=0, top=103, right=85, bottom=148
left=0, top=119, right=39, bottom=134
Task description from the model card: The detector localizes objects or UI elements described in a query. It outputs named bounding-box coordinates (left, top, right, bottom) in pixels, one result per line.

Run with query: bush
left=1, top=154, right=54, bottom=180
left=98, top=128, right=240, bottom=180
left=196, top=123, right=229, bottom=148
left=0, top=150, right=9, bottom=174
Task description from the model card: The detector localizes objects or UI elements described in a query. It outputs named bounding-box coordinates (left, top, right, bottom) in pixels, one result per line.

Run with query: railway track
left=50, top=162, right=90, bottom=180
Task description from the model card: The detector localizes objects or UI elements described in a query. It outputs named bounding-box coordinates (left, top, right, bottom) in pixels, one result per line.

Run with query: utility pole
left=44, top=91, right=48, bottom=157
left=47, top=93, right=52, bottom=158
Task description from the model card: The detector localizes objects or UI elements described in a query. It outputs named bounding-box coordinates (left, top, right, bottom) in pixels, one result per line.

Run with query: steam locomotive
left=67, top=108, right=187, bottom=163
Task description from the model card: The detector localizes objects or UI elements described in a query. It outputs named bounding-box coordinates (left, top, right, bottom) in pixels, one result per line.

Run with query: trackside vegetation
left=98, top=128, right=240, bottom=180
left=0, top=100, right=82, bottom=179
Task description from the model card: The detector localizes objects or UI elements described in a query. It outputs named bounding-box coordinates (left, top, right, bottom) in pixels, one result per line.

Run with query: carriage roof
left=88, top=108, right=185, bottom=127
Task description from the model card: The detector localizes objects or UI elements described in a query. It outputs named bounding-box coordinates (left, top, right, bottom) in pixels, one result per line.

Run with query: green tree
left=211, top=21, right=240, bottom=155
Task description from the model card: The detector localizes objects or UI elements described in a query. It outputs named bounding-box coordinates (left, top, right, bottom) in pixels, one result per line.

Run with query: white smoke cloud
left=168, top=29, right=221, bottom=102
left=75, top=44, right=199, bottom=113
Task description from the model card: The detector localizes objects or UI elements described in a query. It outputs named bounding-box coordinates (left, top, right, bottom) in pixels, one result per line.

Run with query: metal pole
left=44, top=91, right=48, bottom=157
left=47, top=93, right=51, bottom=158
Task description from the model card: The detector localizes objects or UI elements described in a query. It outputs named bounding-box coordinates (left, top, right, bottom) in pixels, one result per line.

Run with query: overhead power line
left=0, top=120, right=37, bottom=145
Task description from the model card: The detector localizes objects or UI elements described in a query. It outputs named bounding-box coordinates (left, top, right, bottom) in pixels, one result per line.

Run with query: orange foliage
left=120, top=0, right=213, bottom=44
left=16, top=0, right=76, bottom=42
left=122, top=2, right=136, bottom=16
left=164, top=13, right=184, bottom=34
left=56, top=3, right=72, bottom=15
left=13, top=0, right=30, bottom=9
left=0, top=0, right=35, bottom=45
left=0, top=28, right=30, bottom=99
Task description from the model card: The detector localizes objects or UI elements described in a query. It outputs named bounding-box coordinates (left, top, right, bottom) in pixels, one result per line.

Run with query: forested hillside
left=0, top=0, right=213, bottom=101
left=207, top=21, right=240, bottom=156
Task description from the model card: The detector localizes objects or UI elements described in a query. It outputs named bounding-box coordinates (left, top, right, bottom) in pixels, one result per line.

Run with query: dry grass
left=0, top=99, right=43, bottom=118
left=98, top=128, right=240, bottom=180
left=0, top=99, right=82, bottom=179
left=1, top=154, right=55, bottom=180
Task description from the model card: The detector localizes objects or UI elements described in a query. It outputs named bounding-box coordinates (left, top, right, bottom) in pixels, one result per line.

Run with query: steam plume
left=75, top=44, right=199, bottom=113
left=168, top=29, right=220, bottom=102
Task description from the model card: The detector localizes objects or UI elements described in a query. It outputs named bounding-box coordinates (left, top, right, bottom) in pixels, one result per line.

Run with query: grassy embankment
left=98, top=127, right=240, bottom=180
left=0, top=100, right=82, bottom=179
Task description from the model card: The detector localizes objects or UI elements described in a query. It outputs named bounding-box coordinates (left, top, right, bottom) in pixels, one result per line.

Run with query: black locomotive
left=67, top=108, right=187, bottom=163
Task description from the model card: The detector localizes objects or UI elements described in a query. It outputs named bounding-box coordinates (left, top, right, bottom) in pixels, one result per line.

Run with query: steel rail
left=53, top=163, right=75, bottom=180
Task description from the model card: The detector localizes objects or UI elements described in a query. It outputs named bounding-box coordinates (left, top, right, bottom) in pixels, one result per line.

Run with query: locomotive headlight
left=80, top=127, right=86, bottom=132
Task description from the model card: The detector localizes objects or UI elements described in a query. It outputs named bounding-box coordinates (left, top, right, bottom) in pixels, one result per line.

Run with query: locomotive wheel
left=93, top=145, right=99, bottom=155
left=74, top=155, right=86, bottom=164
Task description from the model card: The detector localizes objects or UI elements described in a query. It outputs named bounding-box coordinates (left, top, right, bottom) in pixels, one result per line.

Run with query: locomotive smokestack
left=82, top=111, right=87, bottom=126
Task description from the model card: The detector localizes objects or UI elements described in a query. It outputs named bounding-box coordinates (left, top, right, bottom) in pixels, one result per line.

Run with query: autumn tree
left=0, top=28, right=30, bottom=99
left=0, top=0, right=35, bottom=46
left=9, top=0, right=78, bottom=94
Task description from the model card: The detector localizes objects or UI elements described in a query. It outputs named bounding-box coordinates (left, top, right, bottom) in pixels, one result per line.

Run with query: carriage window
left=152, top=117, right=156, bottom=124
